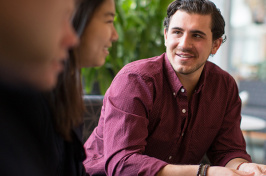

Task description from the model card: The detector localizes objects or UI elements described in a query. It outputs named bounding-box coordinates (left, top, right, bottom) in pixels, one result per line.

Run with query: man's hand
left=207, top=166, right=254, bottom=176
left=239, top=163, right=266, bottom=176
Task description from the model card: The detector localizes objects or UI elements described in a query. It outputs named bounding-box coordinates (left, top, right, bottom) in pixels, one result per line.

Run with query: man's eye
left=193, top=34, right=202, bottom=38
left=173, top=31, right=182, bottom=35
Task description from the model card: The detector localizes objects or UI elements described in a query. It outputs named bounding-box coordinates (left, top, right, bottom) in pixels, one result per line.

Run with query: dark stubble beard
left=176, top=48, right=213, bottom=76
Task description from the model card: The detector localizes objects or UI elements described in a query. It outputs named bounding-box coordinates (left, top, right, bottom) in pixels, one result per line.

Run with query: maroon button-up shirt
left=83, top=53, right=251, bottom=176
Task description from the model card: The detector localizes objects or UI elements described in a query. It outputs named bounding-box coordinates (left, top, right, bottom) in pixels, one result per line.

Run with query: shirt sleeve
left=207, top=76, right=252, bottom=166
left=102, top=71, right=168, bottom=176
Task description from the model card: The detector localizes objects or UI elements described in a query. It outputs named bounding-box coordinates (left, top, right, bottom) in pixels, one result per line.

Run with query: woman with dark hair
left=45, top=0, right=118, bottom=175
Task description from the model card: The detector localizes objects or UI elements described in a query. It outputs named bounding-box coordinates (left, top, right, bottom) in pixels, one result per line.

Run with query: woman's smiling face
left=75, top=0, right=119, bottom=68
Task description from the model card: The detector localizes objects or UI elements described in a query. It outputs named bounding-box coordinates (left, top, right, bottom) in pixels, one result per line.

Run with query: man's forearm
left=225, top=158, right=249, bottom=170
left=156, top=164, right=199, bottom=176
left=157, top=162, right=255, bottom=176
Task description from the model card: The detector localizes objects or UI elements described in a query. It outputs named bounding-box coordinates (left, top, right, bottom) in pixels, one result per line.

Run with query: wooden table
left=241, top=115, right=266, bottom=159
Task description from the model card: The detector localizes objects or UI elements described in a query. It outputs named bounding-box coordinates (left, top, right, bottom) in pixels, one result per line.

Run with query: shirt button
left=182, top=109, right=186, bottom=113
left=169, top=156, right=172, bottom=160
left=173, top=92, right=176, bottom=96
left=181, top=88, right=185, bottom=93
left=182, top=133, right=184, bottom=136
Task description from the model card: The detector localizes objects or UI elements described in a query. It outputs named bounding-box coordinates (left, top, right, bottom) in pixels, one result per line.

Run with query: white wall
left=209, top=0, right=231, bottom=72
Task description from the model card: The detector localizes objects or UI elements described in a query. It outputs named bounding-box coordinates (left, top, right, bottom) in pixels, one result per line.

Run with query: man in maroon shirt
left=84, top=0, right=266, bottom=175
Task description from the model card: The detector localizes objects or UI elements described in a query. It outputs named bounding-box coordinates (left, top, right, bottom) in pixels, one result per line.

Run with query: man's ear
left=164, top=28, right=168, bottom=47
left=211, top=37, right=223, bottom=55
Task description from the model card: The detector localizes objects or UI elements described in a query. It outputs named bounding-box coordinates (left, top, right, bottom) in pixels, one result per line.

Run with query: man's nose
left=179, top=34, right=192, bottom=49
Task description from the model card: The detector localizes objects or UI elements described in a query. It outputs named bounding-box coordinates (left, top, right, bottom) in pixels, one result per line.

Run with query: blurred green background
left=82, top=0, right=172, bottom=95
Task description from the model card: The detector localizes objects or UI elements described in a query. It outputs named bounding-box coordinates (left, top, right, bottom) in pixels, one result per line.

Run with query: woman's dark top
left=0, top=80, right=86, bottom=176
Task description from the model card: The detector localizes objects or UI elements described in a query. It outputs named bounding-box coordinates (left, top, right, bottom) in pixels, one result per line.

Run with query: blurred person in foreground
left=83, top=0, right=266, bottom=175
left=44, top=0, right=118, bottom=174
left=0, top=0, right=79, bottom=175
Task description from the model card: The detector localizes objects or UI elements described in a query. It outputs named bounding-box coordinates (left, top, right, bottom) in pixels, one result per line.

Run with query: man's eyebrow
left=171, top=27, right=207, bottom=36
left=171, top=27, right=184, bottom=31
left=190, top=30, right=207, bottom=36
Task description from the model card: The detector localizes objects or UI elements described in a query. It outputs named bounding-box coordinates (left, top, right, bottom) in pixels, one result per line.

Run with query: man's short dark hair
left=163, top=0, right=226, bottom=42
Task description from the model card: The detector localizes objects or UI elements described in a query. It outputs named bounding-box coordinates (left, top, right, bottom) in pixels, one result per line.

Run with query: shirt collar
left=194, top=63, right=207, bottom=94
left=163, top=53, right=206, bottom=96
left=163, top=53, right=183, bottom=96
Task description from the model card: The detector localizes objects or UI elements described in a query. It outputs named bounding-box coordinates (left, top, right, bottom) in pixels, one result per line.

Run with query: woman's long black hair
left=46, top=0, right=106, bottom=141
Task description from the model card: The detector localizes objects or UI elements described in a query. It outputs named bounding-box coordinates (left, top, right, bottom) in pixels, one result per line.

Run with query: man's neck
left=176, top=70, right=203, bottom=101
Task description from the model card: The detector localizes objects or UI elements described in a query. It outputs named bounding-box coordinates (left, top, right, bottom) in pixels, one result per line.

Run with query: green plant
left=82, top=0, right=172, bottom=95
